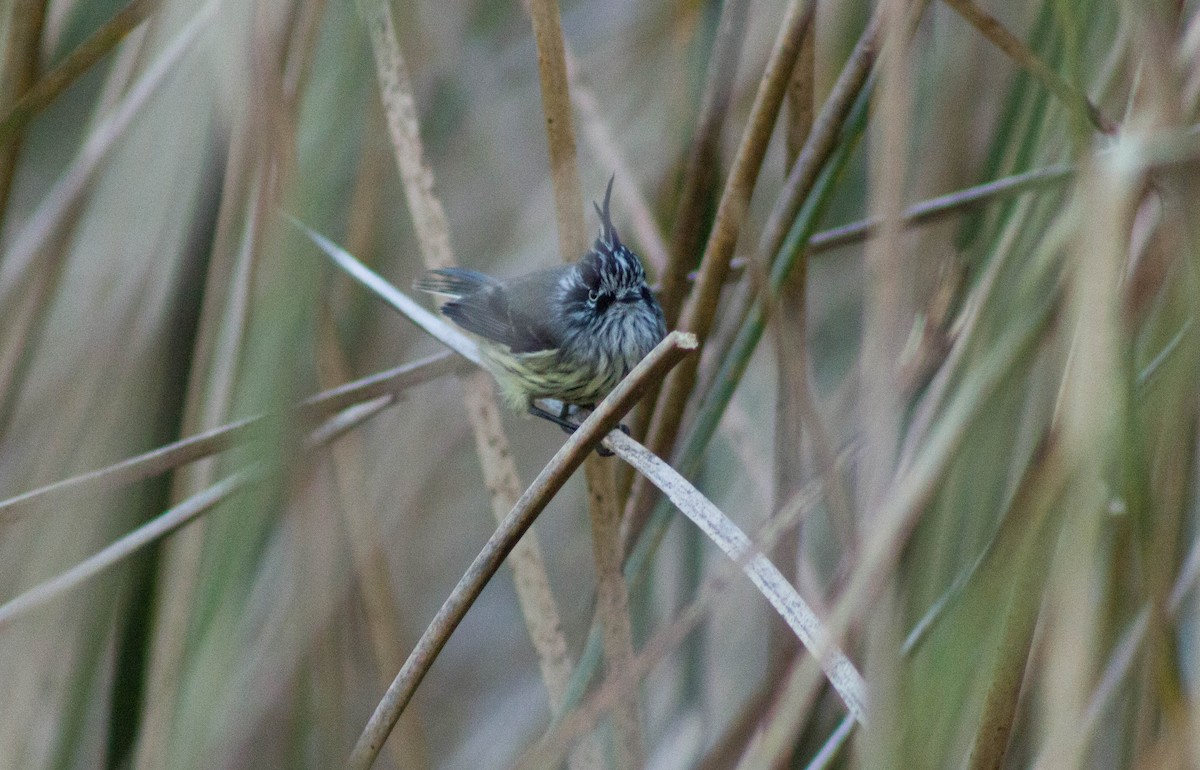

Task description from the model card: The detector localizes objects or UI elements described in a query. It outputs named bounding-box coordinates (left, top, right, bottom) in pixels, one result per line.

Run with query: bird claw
left=591, top=423, right=630, bottom=457
left=527, top=402, right=630, bottom=457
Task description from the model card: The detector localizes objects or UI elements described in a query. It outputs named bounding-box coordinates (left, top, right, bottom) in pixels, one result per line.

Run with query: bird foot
left=527, top=403, right=629, bottom=457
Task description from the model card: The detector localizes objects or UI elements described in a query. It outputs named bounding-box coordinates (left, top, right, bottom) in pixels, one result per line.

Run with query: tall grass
left=0, top=0, right=1198, bottom=768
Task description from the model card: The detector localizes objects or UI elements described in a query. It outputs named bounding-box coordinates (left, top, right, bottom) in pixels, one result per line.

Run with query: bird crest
left=577, top=174, right=643, bottom=296
left=592, top=174, right=619, bottom=249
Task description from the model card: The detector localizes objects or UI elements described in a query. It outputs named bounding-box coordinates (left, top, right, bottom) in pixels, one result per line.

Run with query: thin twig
left=347, top=332, right=698, bottom=770
left=704, top=161, right=1075, bottom=283
left=940, top=0, right=1113, bottom=133
left=801, top=714, right=856, bottom=770
left=0, top=352, right=461, bottom=522
left=0, top=396, right=396, bottom=631
left=809, top=161, right=1073, bottom=254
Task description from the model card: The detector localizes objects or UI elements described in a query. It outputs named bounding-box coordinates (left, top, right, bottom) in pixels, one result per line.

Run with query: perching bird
left=414, top=177, right=667, bottom=435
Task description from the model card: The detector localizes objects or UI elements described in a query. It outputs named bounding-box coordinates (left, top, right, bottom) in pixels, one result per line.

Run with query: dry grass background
left=1, top=0, right=1200, bottom=768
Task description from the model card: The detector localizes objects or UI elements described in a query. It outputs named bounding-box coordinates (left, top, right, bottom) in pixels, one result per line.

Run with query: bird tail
left=413, top=267, right=498, bottom=299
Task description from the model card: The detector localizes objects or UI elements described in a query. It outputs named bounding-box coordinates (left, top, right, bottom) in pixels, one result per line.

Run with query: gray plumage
left=414, top=178, right=667, bottom=410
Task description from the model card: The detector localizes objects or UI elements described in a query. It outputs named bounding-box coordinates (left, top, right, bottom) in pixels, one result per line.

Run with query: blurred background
left=1, top=0, right=1199, bottom=767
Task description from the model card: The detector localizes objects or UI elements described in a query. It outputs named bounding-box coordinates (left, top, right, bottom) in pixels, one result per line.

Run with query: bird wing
left=441, top=268, right=566, bottom=354
left=413, top=267, right=498, bottom=299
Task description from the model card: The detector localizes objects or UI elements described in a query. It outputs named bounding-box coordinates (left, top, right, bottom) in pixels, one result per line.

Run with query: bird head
left=575, top=175, right=650, bottom=308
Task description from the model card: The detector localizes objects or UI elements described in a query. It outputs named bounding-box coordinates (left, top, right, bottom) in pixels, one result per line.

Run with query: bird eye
left=587, top=288, right=614, bottom=312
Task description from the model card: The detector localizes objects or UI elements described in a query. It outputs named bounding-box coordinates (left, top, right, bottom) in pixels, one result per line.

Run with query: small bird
left=415, top=177, right=667, bottom=438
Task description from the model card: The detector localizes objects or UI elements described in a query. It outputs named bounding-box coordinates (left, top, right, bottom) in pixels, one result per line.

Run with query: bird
left=414, top=177, right=667, bottom=445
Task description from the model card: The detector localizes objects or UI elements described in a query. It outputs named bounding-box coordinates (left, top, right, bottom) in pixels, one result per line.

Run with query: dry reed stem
left=766, top=10, right=816, bottom=671
left=657, top=0, right=749, bottom=328
left=305, top=228, right=608, bottom=766
left=940, top=0, right=1113, bottom=133
left=679, top=0, right=814, bottom=327
left=0, top=352, right=460, bottom=521
left=756, top=15, right=879, bottom=283
left=784, top=18, right=815, bottom=166
left=364, top=4, right=453, bottom=269
left=581, top=441, right=643, bottom=769
left=526, top=2, right=645, bottom=762
left=346, top=332, right=697, bottom=770
left=858, top=0, right=915, bottom=524
left=362, top=0, right=581, bottom=724
left=0, top=0, right=159, bottom=144
left=528, top=0, right=587, bottom=259
left=617, top=0, right=749, bottom=505
left=625, top=1, right=853, bottom=562
left=457, top=369, right=582, bottom=708
left=580, top=446, right=643, bottom=765
left=664, top=5, right=868, bottom=590
left=564, top=48, right=669, bottom=275
left=0, top=0, right=47, bottom=215
left=631, top=0, right=814, bottom=544
left=1037, top=152, right=1139, bottom=770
